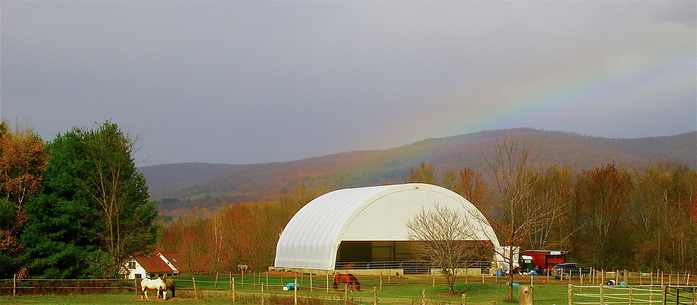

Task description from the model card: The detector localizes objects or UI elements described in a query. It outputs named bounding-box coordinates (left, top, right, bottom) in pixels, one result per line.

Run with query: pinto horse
left=141, top=277, right=167, bottom=300
left=333, top=273, right=361, bottom=292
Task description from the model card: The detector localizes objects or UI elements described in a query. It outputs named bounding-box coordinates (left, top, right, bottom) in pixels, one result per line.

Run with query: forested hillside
left=142, top=128, right=696, bottom=216
left=156, top=143, right=697, bottom=274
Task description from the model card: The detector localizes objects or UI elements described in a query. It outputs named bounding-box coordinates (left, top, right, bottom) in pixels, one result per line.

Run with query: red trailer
left=523, top=250, right=565, bottom=271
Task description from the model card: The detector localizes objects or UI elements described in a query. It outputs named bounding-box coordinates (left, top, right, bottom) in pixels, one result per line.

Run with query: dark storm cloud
left=2, top=1, right=695, bottom=165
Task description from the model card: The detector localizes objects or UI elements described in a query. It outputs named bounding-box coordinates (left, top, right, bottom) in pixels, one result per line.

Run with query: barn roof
left=273, top=183, right=500, bottom=270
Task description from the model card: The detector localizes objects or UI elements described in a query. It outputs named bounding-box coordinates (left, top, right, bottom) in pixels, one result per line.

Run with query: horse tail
left=332, top=274, right=338, bottom=289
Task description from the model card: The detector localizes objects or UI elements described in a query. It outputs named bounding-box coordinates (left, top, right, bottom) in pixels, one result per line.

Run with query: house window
left=135, top=274, right=142, bottom=279
left=128, top=262, right=136, bottom=269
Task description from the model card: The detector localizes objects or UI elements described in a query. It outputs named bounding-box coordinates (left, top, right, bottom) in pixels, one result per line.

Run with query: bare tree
left=476, top=136, right=555, bottom=301
left=406, top=203, right=488, bottom=294
left=527, top=167, right=575, bottom=250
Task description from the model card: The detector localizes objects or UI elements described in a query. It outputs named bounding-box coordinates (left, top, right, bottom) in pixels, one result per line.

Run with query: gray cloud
left=2, top=1, right=695, bottom=165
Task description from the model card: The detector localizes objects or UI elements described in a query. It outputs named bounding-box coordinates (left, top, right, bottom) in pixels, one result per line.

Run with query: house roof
left=159, top=252, right=207, bottom=273
left=135, top=255, right=175, bottom=273
left=159, top=252, right=183, bottom=271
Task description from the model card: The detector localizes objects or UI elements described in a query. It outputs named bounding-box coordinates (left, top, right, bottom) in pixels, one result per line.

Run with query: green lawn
left=0, top=274, right=573, bottom=304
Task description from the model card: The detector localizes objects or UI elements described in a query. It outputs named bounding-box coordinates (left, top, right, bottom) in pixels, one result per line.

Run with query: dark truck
left=551, top=263, right=590, bottom=279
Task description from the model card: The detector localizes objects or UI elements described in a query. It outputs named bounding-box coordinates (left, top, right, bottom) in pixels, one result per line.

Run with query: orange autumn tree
left=0, top=123, right=48, bottom=210
left=573, top=163, right=633, bottom=269
left=0, top=123, right=48, bottom=277
left=157, top=182, right=312, bottom=273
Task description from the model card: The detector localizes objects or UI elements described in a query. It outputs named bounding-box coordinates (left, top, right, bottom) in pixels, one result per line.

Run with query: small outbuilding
left=273, top=183, right=501, bottom=272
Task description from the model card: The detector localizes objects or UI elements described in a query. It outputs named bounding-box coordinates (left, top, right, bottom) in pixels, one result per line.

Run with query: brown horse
left=333, top=273, right=361, bottom=292
left=160, top=278, right=175, bottom=299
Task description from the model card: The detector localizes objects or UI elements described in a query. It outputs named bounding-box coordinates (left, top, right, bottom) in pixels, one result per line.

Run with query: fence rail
left=335, top=260, right=491, bottom=274
left=664, top=286, right=696, bottom=305
left=569, top=284, right=697, bottom=305
left=0, top=278, right=137, bottom=296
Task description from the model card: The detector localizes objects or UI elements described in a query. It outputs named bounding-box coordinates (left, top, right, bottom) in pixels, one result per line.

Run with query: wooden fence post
left=294, top=277, right=298, bottom=305
left=519, top=285, right=533, bottom=305
left=373, top=286, right=378, bottom=305
left=421, top=288, right=426, bottom=305
left=380, top=273, right=383, bottom=292
left=231, top=277, right=236, bottom=303
left=261, top=283, right=264, bottom=305
left=462, top=293, right=467, bottom=305
left=326, top=273, right=329, bottom=292
left=567, top=284, right=572, bottom=305
left=192, top=277, right=198, bottom=300
left=13, top=273, right=16, bottom=297
left=214, top=272, right=219, bottom=288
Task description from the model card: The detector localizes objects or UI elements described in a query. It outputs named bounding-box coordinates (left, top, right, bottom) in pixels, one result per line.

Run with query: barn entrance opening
left=335, top=240, right=495, bottom=274
left=336, top=241, right=428, bottom=273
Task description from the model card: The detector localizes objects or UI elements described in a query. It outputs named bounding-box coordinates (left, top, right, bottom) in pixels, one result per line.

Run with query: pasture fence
left=2, top=271, right=696, bottom=304
left=0, top=278, right=136, bottom=296
left=568, top=284, right=697, bottom=305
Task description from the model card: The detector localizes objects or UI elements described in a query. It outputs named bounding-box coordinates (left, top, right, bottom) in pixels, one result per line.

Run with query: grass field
left=0, top=274, right=576, bottom=304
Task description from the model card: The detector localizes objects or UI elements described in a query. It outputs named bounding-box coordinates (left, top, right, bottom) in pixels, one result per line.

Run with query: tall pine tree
left=23, top=122, right=158, bottom=278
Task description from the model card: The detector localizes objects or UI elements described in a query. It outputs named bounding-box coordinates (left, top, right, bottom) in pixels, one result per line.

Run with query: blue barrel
left=286, top=283, right=298, bottom=290
left=497, top=269, right=503, bottom=277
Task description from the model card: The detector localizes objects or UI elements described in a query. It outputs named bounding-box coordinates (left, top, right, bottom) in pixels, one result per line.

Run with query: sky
left=2, top=1, right=695, bottom=166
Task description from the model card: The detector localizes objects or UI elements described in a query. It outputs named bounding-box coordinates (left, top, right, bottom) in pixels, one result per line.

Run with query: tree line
left=0, top=122, right=158, bottom=279
left=158, top=138, right=696, bottom=280
left=3, top=121, right=693, bottom=281
left=407, top=138, right=697, bottom=273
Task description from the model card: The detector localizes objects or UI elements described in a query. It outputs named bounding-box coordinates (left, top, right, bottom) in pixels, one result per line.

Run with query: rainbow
left=447, top=47, right=695, bottom=137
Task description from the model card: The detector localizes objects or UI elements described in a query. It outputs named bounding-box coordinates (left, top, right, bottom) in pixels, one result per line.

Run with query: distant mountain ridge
left=140, top=128, right=696, bottom=211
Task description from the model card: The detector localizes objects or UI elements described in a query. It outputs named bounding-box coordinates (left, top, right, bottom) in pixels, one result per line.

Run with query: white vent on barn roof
left=273, top=183, right=500, bottom=271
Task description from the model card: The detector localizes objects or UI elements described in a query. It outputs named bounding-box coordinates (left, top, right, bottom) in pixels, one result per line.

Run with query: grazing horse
left=333, top=273, right=361, bottom=292
left=141, top=277, right=167, bottom=300
left=161, top=278, right=176, bottom=299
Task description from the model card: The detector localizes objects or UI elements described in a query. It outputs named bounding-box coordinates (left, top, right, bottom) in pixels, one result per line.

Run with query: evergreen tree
left=23, top=122, right=158, bottom=278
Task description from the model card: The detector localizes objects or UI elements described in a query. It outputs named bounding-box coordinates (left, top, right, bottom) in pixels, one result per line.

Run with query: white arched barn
left=273, top=183, right=501, bottom=272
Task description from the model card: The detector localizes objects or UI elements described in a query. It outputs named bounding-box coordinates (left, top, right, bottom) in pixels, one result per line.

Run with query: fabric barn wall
left=273, top=183, right=499, bottom=271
